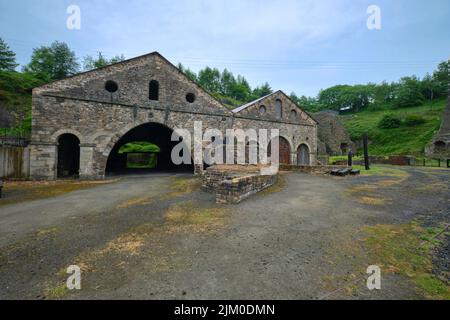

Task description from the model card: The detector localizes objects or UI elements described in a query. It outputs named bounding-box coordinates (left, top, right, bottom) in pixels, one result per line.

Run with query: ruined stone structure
left=426, top=96, right=450, bottom=158
left=312, top=111, right=355, bottom=156
left=30, top=52, right=318, bottom=180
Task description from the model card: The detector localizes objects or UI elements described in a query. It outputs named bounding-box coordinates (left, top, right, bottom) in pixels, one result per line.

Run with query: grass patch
left=358, top=196, right=386, bottom=206
left=340, top=98, right=446, bottom=156
left=0, top=179, right=117, bottom=207
left=165, top=176, right=201, bottom=198
left=351, top=165, right=409, bottom=179
left=117, top=195, right=154, bottom=209
left=44, top=283, right=69, bottom=299
left=363, top=222, right=450, bottom=299
left=165, top=201, right=229, bottom=233
left=258, top=173, right=287, bottom=196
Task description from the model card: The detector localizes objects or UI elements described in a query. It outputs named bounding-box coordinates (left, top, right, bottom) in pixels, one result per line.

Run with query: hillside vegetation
left=339, top=98, right=446, bottom=156
left=0, top=71, right=45, bottom=136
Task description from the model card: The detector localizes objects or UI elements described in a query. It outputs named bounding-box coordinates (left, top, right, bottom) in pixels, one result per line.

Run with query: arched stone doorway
left=57, top=133, right=80, bottom=178
left=268, top=136, right=291, bottom=164
left=434, top=141, right=446, bottom=152
left=105, top=122, right=194, bottom=175
left=297, top=144, right=310, bottom=165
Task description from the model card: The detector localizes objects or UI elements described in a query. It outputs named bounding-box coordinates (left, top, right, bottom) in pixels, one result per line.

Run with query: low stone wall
left=279, top=164, right=347, bottom=174
left=203, top=165, right=277, bottom=204
left=215, top=174, right=277, bottom=204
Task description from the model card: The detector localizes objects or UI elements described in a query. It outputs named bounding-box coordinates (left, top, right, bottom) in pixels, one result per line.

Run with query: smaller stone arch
left=297, top=143, right=310, bottom=165
left=434, top=140, right=446, bottom=152
left=268, top=135, right=291, bottom=164
left=56, top=133, right=81, bottom=178
left=51, top=129, right=84, bottom=144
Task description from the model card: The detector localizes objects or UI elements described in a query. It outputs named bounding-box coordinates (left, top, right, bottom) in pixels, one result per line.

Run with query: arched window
left=275, top=100, right=282, bottom=119
left=290, top=109, right=297, bottom=120
left=259, top=105, right=266, bottom=115
left=149, top=80, right=159, bottom=101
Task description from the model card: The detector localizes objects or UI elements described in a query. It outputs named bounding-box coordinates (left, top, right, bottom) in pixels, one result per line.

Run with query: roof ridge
left=232, top=91, right=280, bottom=113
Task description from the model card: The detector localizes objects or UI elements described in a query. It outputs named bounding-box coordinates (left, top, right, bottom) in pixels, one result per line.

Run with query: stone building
left=426, top=96, right=450, bottom=158
left=312, top=111, right=355, bottom=156
left=29, top=52, right=318, bottom=180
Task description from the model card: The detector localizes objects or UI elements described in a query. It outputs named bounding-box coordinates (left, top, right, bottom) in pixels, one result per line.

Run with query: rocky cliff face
left=312, top=111, right=355, bottom=156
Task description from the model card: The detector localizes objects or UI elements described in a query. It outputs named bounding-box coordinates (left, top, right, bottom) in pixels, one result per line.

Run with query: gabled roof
left=231, top=91, right=276, bottom=113
left=232, top=90, right=318, bottom=124
left=33, top=51, right=232, bottom=114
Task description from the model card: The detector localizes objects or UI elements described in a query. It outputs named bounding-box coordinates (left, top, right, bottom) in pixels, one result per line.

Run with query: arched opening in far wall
left=297, top=144, right=310, bottom=165
left=105, top=122, right=193, bottom=175
left=57, top=133, right=80, bottom=178
left=267, top=136, right=291, bottom=164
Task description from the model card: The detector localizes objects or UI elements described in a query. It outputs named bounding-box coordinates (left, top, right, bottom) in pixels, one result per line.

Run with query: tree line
left=0, top=37, right=448, bottom=112
left=290, top=64, right=449, bottom=113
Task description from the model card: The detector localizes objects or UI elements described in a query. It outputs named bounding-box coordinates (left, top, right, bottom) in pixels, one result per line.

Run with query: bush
left=404, top=114, right=426, bottom=126
left=378, top=114, right=402, bottom=129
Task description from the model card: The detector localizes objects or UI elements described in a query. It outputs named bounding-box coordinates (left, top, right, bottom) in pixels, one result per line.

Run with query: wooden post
left=348, top=151, right=353, bottom=167
left=363, top=134, right=370, bottom=170
left=438, top=159, right=441, bottom=167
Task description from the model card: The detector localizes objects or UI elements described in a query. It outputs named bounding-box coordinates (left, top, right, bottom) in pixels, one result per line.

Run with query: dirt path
left=0, top=167, right=448, bottom=299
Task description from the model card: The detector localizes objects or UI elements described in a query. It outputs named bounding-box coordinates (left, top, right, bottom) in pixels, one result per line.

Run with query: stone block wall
left=215, top=174, right=277, bottom=204
left=202, top=165, right=277, bottom=204
left=279, top=164, right=348, bottom=174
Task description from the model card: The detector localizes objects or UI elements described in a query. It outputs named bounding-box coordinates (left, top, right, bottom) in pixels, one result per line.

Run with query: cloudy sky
left=1, top=0, right=449, bottom=96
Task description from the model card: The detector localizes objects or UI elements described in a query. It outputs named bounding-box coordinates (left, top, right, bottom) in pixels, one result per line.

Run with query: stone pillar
left=310, top=152, right=317, bottom=166
left=291, top=152, right=297, bottom=165
left=79, top=143, right=96, bottom=179
left=29, top=142, right=57, bottom=180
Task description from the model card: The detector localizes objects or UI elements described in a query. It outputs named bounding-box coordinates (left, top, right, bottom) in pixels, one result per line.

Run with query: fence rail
left=0, top=136, right=30, bottom=147
left=329, top=154, right=450, bottom=168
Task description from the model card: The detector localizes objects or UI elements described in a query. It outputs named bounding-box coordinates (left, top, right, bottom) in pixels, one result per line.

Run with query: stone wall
left=202, top=165, right=277, bottom=204
left=215, top=174, right=277, bottom=204
left=279, top=164, right=348, bottom=174
left=312, top=111, right=355, bottom=156
left=426, top=96, right=450, bottom=158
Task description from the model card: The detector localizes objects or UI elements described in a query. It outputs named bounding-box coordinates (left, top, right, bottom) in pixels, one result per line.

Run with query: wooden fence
left=0, top=146, right=30, bottom=179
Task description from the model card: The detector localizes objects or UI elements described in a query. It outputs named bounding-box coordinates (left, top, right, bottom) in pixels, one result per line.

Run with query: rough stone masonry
left=30, top=52, right=318, bottom=179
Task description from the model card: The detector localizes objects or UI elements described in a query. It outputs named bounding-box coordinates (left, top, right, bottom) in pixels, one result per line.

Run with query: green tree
left=198, top=66, right=221, bottom=93
left=421, top=73, right=438, bottom=101
left=83, top=52, right=125, bottom=70
left=230, top=75, right=251, bottom=101
left=393, top=76, right=425, bottom=108
left=432, top=61, right=449, bottom=97
left=252, top=82, right=272, bottom=99
left=0, top=38, right=18, bottom=71
left=219, top=69, right=236, bottom=96
left=177, top=63, right=198, bottom=82
left=23, top=41, right=79, bottom=80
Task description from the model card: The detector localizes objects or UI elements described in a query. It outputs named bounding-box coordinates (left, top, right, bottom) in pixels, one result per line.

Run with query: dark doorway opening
left=105, top=122, right=193, bottom=175
left=57, top=133, right=80, bottom=178
left=434, top=141, right=446, bottom=152
left=340, top=143, right=348, bottom=155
